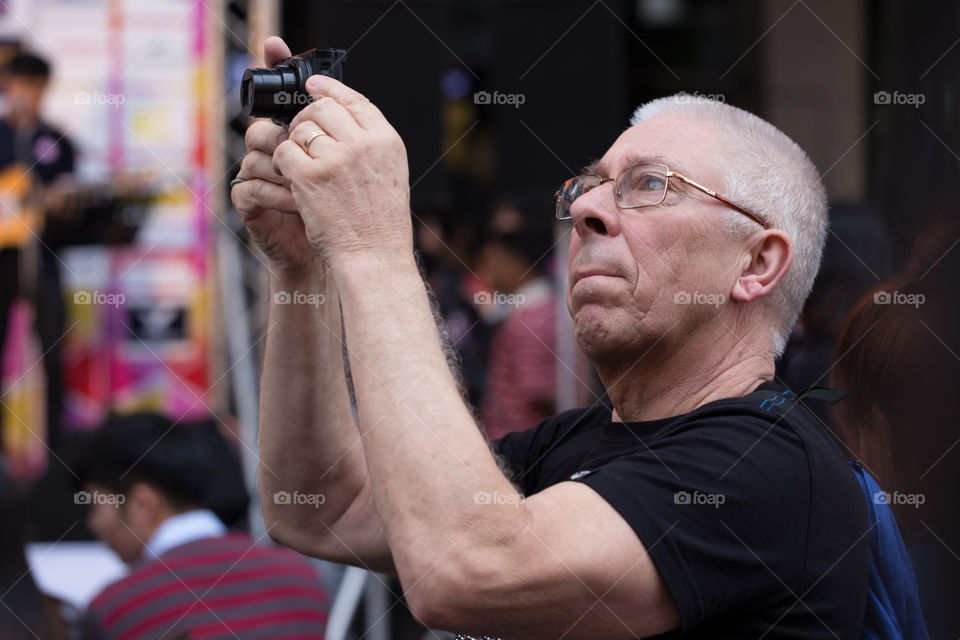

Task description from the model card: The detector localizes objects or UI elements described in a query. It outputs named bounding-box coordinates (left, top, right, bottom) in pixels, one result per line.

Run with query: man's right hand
left=231, top=36, right=320, bottom=276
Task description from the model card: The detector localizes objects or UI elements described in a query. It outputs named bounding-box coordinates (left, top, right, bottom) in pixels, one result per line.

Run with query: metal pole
left=216, top=229, right=264, bottom=538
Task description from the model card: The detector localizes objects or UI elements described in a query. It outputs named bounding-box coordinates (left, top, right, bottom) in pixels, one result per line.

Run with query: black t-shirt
left=0, top=118, right=75, bottom=185
left=493, top=383, right=869, bottom=639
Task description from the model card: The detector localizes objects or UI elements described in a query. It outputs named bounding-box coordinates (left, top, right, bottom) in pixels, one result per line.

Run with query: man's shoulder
left=564, top=383, right=852, bottom=494
left=662, top=384, right=851, bottom=472
left=669, top=384, right=835, bottom=442
left=556, top=384, right=826, bottom=429
left=543, top=384, right=839, bottom=454
left=642, top=384, right=864, bottom=527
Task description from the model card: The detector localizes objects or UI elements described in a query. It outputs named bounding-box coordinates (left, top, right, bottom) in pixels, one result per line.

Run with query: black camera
left=241, top=47, right=346, bottom=125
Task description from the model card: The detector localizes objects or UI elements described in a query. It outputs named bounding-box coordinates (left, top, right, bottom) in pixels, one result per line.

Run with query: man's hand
left=231, top=36, right=321, bottom=276
left=273, top=75, right=413, bottom=268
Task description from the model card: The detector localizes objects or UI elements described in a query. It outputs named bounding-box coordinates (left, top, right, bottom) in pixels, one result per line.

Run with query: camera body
left=241, top=47, right=346, bottom=125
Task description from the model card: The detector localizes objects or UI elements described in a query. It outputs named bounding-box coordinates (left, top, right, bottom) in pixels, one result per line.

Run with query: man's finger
left=288, top=120, right=339, bottom=156
left=272, top=139, right=314, bottom=183
left=233, top=179, right=298, bottom=216
left=239, top=150, right=291, bottom=188
left=245, top=120, right=288, bottom=154
left=288, top=98, right=363, bottom=142
left=304, top=75, right=387, bottom=131
left=264, top=35, right=292, bottom=68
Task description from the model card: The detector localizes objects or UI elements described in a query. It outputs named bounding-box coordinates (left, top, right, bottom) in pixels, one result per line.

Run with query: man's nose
left=570, top=181, right=621, bottom=239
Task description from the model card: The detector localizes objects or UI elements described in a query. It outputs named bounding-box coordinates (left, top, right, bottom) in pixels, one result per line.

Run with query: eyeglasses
left=554, top=162, right=768, bottom=228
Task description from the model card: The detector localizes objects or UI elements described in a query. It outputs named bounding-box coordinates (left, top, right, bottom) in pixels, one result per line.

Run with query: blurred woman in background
left=831, top=229, right=960, bottom=639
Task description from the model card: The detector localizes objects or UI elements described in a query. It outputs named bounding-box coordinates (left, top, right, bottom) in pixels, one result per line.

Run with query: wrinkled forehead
left=592, top=115, right=726, bottom=186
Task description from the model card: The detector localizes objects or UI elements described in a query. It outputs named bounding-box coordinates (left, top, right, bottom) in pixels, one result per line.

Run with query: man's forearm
left=333, top=256, right=527, bottom=592
left=258, top=266, right=383, bottom=560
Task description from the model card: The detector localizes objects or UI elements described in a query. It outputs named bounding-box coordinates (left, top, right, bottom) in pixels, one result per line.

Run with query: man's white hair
left=630, top=95, right=828, bottom=357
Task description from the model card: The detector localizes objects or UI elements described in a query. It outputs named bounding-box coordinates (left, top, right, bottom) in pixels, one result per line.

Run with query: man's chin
left=572, top=310, right=623, bottom=359
left=572, top=307, right=656, bottom=365
left=112, top=544, right=142, bottom=565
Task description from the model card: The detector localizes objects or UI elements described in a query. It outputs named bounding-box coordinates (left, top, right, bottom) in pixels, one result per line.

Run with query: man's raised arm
left=231, top=36, right=393, bottom=574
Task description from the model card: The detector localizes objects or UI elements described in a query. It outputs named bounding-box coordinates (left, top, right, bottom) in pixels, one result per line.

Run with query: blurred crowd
left=416, top=197, right=597, bottom=439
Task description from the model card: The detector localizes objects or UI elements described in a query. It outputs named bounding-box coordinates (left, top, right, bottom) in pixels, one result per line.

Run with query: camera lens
left=241, top=65, right=303, bottom=122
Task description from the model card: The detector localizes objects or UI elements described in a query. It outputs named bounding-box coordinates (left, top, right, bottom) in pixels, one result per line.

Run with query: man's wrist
left=269, top=260, right=333, bottom=293
left=329, top=250, right=420, bottom=291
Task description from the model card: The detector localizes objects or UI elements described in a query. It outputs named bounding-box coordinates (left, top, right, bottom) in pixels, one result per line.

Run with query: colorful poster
left=2, top=0, right=219, bottom=478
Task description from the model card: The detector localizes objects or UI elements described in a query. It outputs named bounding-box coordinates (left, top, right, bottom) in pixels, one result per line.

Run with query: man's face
left=565, top=115, right=751, bottom=364
left=85, top=483, right=145, bottom=564
left=5, top=75, right=47, bottom=124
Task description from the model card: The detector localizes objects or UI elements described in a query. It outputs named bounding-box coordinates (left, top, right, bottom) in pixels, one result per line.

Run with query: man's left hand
left=273, top=75, right=413, bottom=268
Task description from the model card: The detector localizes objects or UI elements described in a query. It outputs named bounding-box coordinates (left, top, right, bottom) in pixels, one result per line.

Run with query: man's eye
left=633, top=174, right=666, bottom=192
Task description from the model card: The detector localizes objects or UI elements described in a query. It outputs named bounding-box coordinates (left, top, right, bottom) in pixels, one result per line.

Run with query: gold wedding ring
left=300, top=128, right=329, bottom=154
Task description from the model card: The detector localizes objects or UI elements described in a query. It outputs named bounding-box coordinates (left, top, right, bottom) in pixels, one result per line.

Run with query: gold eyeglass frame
left=554, top=162, right=769, bottom=229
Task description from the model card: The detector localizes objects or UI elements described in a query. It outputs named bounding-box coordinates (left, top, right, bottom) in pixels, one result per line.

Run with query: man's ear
left=730, top=229, right=793, bottom=303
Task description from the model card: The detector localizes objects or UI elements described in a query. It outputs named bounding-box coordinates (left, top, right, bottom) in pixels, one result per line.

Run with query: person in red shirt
left=77, top=414, right=330, bottom=640
left=476, top=201, right=560, bottom=440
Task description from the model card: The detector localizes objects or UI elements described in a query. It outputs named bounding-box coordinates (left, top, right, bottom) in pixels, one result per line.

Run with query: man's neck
left=598, top=325, right=775, bottom=422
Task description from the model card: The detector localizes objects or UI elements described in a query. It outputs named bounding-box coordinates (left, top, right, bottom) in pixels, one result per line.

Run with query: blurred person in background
left=76, top=413, right=329, bottom=640
left=776, top=203, right=894, bottom=425
left=831, top=232, right=960, bottom=639
left=476, top=199, right=560, bottom=439
left=416, top=213, right=490, bottom=407
left=0, top=51, right=75, bottom=455
left=0, top=459, right=70, bottom=640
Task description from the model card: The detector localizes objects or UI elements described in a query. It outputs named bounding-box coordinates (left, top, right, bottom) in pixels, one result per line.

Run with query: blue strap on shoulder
left=849, top=460, right=929, bottom=640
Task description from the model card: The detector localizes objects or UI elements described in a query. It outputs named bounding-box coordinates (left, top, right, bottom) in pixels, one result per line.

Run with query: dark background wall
left=281, top=0, right=761, bottom=223
left=280, top=0, right=960, bottom=271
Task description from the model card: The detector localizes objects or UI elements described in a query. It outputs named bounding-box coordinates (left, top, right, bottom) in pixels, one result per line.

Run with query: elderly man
left=232, top=36, right=869, bottom=639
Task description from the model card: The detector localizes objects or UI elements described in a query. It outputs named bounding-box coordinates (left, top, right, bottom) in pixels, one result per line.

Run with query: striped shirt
left=482, top=279, right=558, bottom=441
left=82, top=533, right=329, bottom=639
